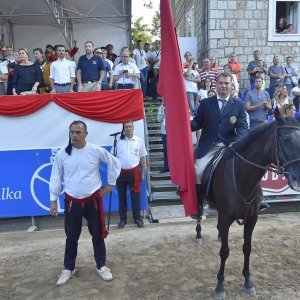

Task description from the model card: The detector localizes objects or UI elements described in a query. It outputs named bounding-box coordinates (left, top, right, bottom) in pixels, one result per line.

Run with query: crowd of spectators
left=181, top=49, right=299, bottom=126
left=0, top=40, right=162, bottom=98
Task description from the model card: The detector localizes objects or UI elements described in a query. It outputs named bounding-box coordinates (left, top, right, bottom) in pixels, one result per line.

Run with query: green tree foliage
left=151, top=10, right=160, bottom=39
left=131, top=17, right=152, bottom=47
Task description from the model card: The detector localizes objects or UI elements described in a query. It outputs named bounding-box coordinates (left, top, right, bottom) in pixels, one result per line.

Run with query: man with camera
left=113, top=50, right=140, bottom=90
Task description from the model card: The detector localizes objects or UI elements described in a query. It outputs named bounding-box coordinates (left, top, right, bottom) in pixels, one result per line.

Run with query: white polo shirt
left=132, top=48, right=147, bottom=70
left=50, top=58, right=76, bottom=84
left=113, top=62, right=140, bottom=85
left=113, top=135, right=147, bottom=169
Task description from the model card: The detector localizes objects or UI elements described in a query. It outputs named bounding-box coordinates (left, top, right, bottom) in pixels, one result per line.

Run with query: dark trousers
left=117, top=172, right=141, bottom=222
left=161, top=134, right=169, bottom=169
left=64, top=198, right=106, bottom=271
left=140, top=67, right=148, bottom=96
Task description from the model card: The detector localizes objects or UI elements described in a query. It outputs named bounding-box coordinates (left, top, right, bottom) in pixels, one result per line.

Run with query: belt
left=117, top=83, right=134, bottom=87
left=82, top=80, right=98, bottom=84
left=55, top=83, right=71, bottom=86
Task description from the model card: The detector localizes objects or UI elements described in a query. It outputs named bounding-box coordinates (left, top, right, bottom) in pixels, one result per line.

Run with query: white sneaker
left=96, top=266, right=113, bottom=281
left=56, top=269, right=77, bottom=286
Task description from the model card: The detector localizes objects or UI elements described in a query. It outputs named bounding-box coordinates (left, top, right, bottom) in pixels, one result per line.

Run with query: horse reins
left=230, top=125, right=300, bottom=225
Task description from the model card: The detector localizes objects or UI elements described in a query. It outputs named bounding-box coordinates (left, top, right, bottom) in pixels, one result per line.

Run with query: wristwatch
left=98, top=81, right=102, bottom=84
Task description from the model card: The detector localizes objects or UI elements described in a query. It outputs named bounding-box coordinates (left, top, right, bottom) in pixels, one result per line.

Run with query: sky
left=131, top=0, right=160, bottom=27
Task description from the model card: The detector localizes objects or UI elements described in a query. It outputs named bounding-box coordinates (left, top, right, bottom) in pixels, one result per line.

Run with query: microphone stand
left=107, top=133, right=118, bottom=230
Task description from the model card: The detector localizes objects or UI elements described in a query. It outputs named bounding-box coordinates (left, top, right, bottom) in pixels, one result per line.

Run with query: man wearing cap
left=77, top=41, right=105, bottom=92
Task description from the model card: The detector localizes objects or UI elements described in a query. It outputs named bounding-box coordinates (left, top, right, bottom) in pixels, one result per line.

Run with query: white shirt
left=216, top=94, right=230, bottom=109
left=132, top=48, right=147, bottom=70
left=197, top=89, right=208, bottom=100
left=50, top=58, right=76, bottom=84
left=291, top=85, right=300, bottom=99
left=113, top=135, right=147, bottom=169
left=49, top=143, right=121, bottom=201
left=183, top=69, right=199, bottom=93
left=151, top=49, right=161, bottom=69
left=0, top=61, right=8, bottom=83
left=113, top=62, right=140, bottom=85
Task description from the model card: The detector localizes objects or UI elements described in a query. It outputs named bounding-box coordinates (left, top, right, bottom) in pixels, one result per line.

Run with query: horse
left=198, top=108, right=300, bottom=299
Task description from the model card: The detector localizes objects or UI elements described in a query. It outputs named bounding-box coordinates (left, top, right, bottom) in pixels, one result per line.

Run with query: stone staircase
left=144, top=97, right=181, bottom=204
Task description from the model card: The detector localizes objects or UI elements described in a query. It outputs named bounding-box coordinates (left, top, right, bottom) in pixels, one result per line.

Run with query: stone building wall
left=171, top=0, right=300, bottom=90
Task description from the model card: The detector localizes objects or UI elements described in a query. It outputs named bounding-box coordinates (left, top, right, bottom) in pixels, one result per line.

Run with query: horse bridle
left=230, top=125, right=300, bottom=176
left=230, top=125, right=300, bottom=225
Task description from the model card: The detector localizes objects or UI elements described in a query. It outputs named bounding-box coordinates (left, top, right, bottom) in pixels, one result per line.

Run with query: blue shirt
left=102, top=59, right=111, bottom=85
left=245, top=90, right=270, bottom=123
left=77, top=54, right=105, bottom=82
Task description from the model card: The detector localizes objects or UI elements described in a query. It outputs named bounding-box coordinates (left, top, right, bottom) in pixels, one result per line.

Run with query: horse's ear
left=274, top=106, right=283, bottom=122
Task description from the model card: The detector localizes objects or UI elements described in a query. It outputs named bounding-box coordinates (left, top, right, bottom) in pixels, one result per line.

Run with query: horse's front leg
left=242, top=213, right=258, bottom=297
left=215, top=221, right=231, bottom=300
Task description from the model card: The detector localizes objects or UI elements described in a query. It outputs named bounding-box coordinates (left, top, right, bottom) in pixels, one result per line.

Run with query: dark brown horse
left=200, top=108, right=300, bottom=299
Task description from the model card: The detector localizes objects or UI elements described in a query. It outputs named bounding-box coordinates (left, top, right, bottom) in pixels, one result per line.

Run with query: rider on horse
left=191, top=72, right=269, bottom=215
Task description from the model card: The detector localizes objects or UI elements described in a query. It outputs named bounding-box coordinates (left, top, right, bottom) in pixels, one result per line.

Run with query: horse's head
left=274, top=107, right=300, bottom=191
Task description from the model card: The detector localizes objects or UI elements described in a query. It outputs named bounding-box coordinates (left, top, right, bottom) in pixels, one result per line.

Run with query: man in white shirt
left=0, top=61, right=8, bottom=95
left=132, top=40, right=148, bottom=96
left=150, top=40, right=161, bottom=100
left=113, top=121, right=147, bottom=229
left=113, top=50, right=140, bottom=89
left=291, top=78, right=300, bottom=111
left=50, top=45, right=76, bottom=93
left=49, top=120, right=121, bottom=286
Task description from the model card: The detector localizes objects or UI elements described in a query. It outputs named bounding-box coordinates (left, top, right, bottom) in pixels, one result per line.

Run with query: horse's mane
left=227, top=117, right=300, bottom=157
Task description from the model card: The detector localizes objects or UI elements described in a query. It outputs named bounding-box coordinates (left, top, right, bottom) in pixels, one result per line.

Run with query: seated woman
left=276, top=17, right=288, bottom=33
left=12, top=48, right=43, bottom=95
left=271, top=85, right=293, bottom=115
left=282, top=103, right=296, bottom=118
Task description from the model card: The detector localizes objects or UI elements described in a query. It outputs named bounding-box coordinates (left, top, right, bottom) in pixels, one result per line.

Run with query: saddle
left=201, top=147, right=227, bottom=200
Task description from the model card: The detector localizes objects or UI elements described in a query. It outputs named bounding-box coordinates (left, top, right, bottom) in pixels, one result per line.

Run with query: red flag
left=158, top=0, right=197, bottom=216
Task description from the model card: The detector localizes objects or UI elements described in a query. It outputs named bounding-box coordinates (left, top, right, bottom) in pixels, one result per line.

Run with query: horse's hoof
left=195, top=237, right=203, bottom=245
left=214, top=291, right=226, bottom=300
left=243, top=286, right=256, bottom=297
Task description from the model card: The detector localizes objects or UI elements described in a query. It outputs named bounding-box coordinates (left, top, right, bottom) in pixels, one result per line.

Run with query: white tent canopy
left=0, top=0, right=132, bottom=56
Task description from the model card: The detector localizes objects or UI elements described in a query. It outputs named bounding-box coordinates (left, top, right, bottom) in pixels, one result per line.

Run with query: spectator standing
left=113, top=50, right=140, bottom=90
left=49, top=120, right=121, bottom=286
left=183, top=51, right=193, bottom=69
left=0, top=60, right=8, bottom=95
left=183, top=57, right=201, bottom=114
left=77, top=41, right=105, bottom=92
left=12, top=48, right=43, bottom=95
left=106, top=44, right=117, bottom=63
left=114, top=121, right=147, bottom=229
left=150, top=40, right=161, bottom=100
left=0, top=46, right=8, bottom=63
left=223, top=64, right=239, bottom=96
left=290, top=78, right=300, bottom=111
left=197, top=77, right=213, bottom=104
left=209, top=57, right=219, bottom=72
left=96, top=48, right=113, bottom=90
left=144, top=42, right=153, bottom=96
left=268, top=55, right=286, bottom=99
left=132, top=40, right=149, bottom=96
left=283, top=56, right=298, bottom=96
left=157, top=100, right=169, bottom=173
left=247, top=50, right=268, bottom=90
left=245, top=77, right=272, bottom=129
left=199, top=58, right=218, bottom=89
left=282, top=103, right=296, bottom=118
left=50, top=45, right=76, bottom=93
left=228, top=52, right=241, bottom=82
left=33, top=48, right=47, bottom=93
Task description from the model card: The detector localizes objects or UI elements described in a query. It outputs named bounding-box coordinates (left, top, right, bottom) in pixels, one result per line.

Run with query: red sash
left=121, top=165, right=140, bottom=193
left=65, top=190, right=108, bottom=239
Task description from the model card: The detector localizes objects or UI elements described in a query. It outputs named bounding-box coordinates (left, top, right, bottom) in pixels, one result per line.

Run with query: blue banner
left=0, top=147, right=148, bottom=218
